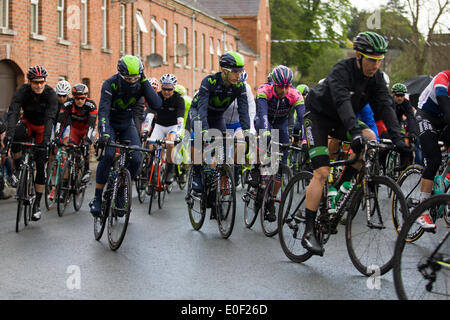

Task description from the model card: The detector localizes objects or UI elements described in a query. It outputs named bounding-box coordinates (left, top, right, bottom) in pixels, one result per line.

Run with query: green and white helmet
left=353, top=31, right=388, bottom=55
left=392, top=83, right=407, bottom=94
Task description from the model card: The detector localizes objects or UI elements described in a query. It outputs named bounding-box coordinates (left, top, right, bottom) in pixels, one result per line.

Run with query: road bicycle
left=12, top=141, right=45, bottom=232
left=393, top=193, right=449, bottom=300
left=185, top=139, right=236, bottom=239
left=242, top=141, right=293, bottom=237
left=278, top=139, right=409, bottom=276
left=93, top=140, right=152, bottom=251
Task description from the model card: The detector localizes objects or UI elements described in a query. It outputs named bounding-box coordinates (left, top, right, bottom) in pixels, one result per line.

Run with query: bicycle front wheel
left=107, top=169, right=132, bottom=251
left=158, top=163, right=167, bottom=209
left=186, top=167, right=206, bottom=230
left=345, top=175, right=408, bottom=276
left=216, top=165, right=236, bottom=239
left=15, top=167, right=28, bottom=233
left=393, top=194, right=450, bottom=300
left=243, top=184, right=259, bottom=229
left=56, top=164, right=71, bottom=217
left=278, top=170, right=313, bottom=263
left=45, top=159, right=58, bottom=211
left=73, top=161, right=86, bottom=212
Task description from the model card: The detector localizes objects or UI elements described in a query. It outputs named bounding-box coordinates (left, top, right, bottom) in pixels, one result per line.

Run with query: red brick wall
left=0, top=0, right=270, bottom=104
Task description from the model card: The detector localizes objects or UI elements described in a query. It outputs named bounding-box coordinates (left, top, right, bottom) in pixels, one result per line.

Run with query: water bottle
left=327, top=186, right=337, bottom=214
left=334, top=181, right=352, bottom=206
left=433, top=175, right=444, bottom=195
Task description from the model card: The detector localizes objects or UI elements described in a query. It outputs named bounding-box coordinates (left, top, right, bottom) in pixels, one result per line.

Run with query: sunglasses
left=162, top=87, right=174, bottom=91
left=58, top=94, right=68, bottom=98
left=120, top=74, right=140, bottom=83
left=275, top=84, right=291, bottom=89
left=74, top=96, right=86, bottom=101
left=394, top=93, right=405, bottom=97
left=223, top=68, right=244, bottom=75
left=358, top=51, right=385, bottom=63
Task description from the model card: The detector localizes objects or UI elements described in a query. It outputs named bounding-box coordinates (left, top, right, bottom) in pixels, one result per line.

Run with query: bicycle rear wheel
left=393, top=194, right=450, bottom=300
left=107, top=169, right=132, bottom=251
left=56, top=164, right=70, bottom=217
left=260, top=164, right=292, bottom=237
left=278, top=170, right=314, bottom=263
left=186, top=166, right=206, bottom=230
left=345, top=175, right=408, bottom=276
left=73, top=161, right=86, bottom=212
left=216, top=165, right=236, bottom=239
left=45, top=159, right=58, bottom=211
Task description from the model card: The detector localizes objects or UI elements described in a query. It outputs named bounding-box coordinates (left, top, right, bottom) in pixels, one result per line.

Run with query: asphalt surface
left=0, top=182, right=401, bottom=300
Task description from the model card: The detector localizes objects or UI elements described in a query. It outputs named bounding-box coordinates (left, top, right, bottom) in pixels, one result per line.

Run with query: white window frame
left=136, top=10, right=143, bottom=58
left=183, top=27, right=188, bottom=66
left=120, top=4, right=126, bottom=54
left=209, top=37, right=214, bottom=71
left=173, top=23, right=178, bottom=64
left=193, top=31, right=197, bottom=68
left=162, top=19, right=167, bottom=63
left=201, top=34, right=205, bottom=70
left=1, top=0, right=9, bottom=29
left=30, top=0, right=39, bottom=34
left=216, top=39, right=221, bottom=70
left=81, top=0, right=88, bottom=45
left=101, top=0, right=108, bottom=49
left=151, top=16, right=156, bottom=54
left=57, top=0, right=65, bottom=39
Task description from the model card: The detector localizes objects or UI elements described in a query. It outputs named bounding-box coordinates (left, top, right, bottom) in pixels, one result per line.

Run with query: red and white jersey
left=418, top=70, right=450, bottom=117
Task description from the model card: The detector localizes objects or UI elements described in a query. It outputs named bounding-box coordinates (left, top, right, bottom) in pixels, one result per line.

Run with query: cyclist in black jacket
left=3, top=66, right=58, bottom=221
left=300, top=31, right=410, bottom=255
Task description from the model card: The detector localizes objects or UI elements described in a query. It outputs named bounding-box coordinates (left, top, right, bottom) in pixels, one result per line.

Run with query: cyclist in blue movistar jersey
left=89, top=55, right=162, bottom=217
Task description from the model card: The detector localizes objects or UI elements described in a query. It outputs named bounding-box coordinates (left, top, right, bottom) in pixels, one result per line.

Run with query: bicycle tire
left=56, top=164, right=70, bottom=217
left=45, top=159, right=58, bottom=211
left=158, top=163, right=166, bottom=209
left=216, top=164, right=236, bottom=239
left=26, top=168, right=35, bottom=226
left=278, top=170, right=314, bottom=263
left=394, top=164, right=424, bottom=242
left=15, top=167, right=27, bottom=233
left=73, top=160, right=86, bottom=212
left=345, top=175, right=408, bottom=276
left=187, top=166, right=206, bottom=230
left=243, top=184, right=259, bottom=229
left=94, top=181, right=111, bottom=241
left=136, top=155, right=148, bottom=203
left=393, top=194, right=450, bottom=300
left=260, top=164, right=292, bottom=237
left=107, top=168, right=132, bottom=251
left=147, top=164, right=156, bottom=215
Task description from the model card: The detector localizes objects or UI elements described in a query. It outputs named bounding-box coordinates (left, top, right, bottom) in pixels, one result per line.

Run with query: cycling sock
left=334, top=166, right=358, bottom=189
left=35, top=192, right=42, bottom=206
left=304, top=208, right=317, bottom=230
left=13, top=158, right=21, bottom=171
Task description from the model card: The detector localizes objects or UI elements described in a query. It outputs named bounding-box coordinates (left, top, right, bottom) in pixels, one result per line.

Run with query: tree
left=270, top=0, right=352, bottom=77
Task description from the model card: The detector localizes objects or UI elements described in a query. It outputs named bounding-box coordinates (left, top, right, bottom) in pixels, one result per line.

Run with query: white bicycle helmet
left=160, top=73, right=177, bottom=86
left=55, top=80, right=71, bottom=96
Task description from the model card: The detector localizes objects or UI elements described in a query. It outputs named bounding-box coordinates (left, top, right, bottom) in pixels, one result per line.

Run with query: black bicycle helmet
left=27, top=65, right=48, bottom=80
left=219, top=51, right=245, bottom=71
left=72, top=83, right=89, bottom=96
left=353, top=31, right=388, bottom=55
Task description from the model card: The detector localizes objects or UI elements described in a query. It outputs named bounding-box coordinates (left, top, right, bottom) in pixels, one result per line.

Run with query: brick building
left=0, top=0, right=271, bottom=115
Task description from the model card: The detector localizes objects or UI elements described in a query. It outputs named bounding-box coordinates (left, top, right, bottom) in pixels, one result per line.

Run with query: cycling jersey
left=191, top=72, right=250, bottom=131
left=256, top=83, right=305, bottom=132
left=306, top=57, right=402, bottom=142
left=149, top=91, right=185, bottom=127
left=393, top=97, right=417, bottom=135
left=223, top=83, right=256, bottom=133
left=418, top=70, right=450, bottom=118
left=6, top=84, right=58, bottom=143
left=98, top=74, right=161, bottom=136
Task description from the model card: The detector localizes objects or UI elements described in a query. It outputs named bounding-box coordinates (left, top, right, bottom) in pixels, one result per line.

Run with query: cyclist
left=89, top=55, right=162, bottom=217
left=55, top=83, right=97, bottom=182
left=144, top=74, right=185, bottom=184
left=414, top=70, right=450, bottom=230
left=301, top=31, right=410, bottom=255
left=141, top=77, right=161, bottom=140
left=392, top=82, right=417, bottom=150
left=189, top=51, right=250, bottom=197
left=254, top=65, right=305, bottom=221
left=3, top=66, right=58, bottom=221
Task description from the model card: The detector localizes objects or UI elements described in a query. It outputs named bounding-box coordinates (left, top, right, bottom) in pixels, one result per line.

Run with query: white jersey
left=223, top=83, right=256, bottom=133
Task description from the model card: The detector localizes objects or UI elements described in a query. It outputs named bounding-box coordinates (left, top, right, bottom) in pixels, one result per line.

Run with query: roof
left=174, top=0, right=235, bottom=27
left=237, top=39, right=257, bottom=56
left=180, top=0, right=261, bottom=17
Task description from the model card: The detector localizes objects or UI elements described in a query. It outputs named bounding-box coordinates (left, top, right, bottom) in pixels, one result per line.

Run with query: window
left=183, top=27, right=188, bottom=66
left=81, top=0, right=88, bottom=45
left=120, top=4, right=126, bottom=54
left=57, top=0, right=65, bottom=39
left=216, top=39, right=221, bottom=70
left=209, top=37, right=214, bottom=71
left=101, top=0, right=108, bottom=49
left=136, top=10, right=148, bottom=57
left=201, top=34, right=205, bottom=70
left=0, top=0, right=9, bottom=29
left=30, top=0, right=39, bottom=34
left=82, top=78, right=90, bottom=96
left=151, top=16, right=156, bottom=54
left=162, top=20, right=167, bottom=62
left=230, top=43, right=233, bottom=52
left=193, top=31, right=197, bottom=68
left=173, top=23, right=178, bottom=64
left=224, top=42, right=228, bottom=52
